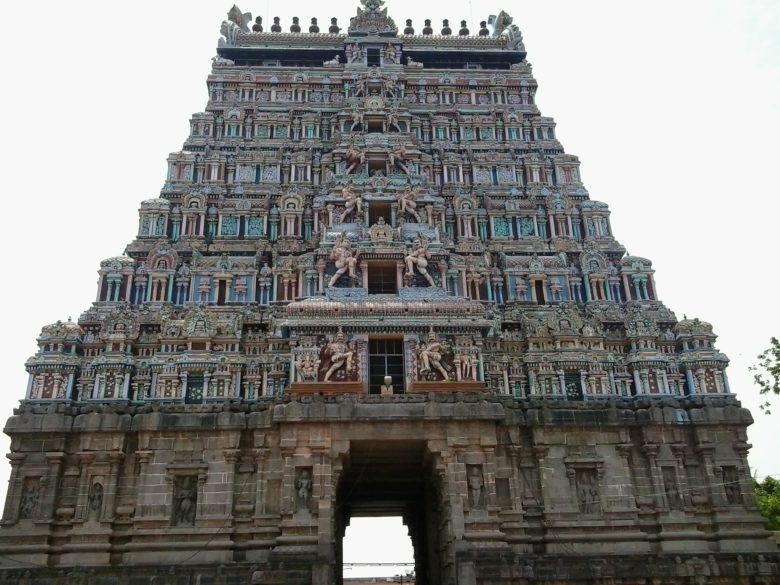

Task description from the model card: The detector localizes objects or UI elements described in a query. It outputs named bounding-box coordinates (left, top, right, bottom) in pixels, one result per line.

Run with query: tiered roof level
left=25, top=0, right=730, bottom=403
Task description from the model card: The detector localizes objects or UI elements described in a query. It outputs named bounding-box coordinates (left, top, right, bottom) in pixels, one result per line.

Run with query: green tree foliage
left=749, top=337, right=780, bottom=414
left=754, top=476, right=780, bottom=530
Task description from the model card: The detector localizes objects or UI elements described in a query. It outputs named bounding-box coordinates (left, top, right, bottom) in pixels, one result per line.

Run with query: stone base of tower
left=0, top=394, right=777, bottom=584
left=0, top=554, right=778, bottom=585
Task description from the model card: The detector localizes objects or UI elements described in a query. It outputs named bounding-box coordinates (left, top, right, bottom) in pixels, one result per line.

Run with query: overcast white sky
left=0, top=0, right=777, bottom=574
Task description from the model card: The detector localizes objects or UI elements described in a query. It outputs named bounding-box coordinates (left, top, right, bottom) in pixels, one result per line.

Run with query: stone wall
left=0, top=394, right=777, bottom=584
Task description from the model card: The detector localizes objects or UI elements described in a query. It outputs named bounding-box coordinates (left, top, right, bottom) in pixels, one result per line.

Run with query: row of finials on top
left=249, top=17, right=492, bottom=37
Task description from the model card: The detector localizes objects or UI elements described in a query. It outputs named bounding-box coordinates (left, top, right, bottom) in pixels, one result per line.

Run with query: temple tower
left=0, top=2, right=777, bottom=584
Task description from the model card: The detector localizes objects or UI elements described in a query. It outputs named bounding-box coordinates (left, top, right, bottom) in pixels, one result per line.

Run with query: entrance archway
left=335, top=440, right=447, bottom=585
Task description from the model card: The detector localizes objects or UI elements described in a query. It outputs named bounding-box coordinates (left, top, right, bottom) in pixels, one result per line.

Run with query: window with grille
left=368, top=338, right=404, bottom=394
left=367, top=263, right=397, bottom=295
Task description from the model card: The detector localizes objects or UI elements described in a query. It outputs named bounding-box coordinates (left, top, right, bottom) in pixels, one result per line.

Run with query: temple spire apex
left=360, top=0, right=386, bottom=12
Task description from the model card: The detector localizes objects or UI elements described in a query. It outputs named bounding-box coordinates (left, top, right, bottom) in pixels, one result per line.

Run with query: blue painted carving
left=518, top=217, right=535, bottom=236
left=222, top=217, right=238, bottom=236
left=494, top=218, right=510, bottom=237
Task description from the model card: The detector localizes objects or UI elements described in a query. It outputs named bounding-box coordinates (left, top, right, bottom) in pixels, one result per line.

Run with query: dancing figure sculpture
left=417, top=329, right=450, bottom=380
left=322, top=328, right=355, bottom=382
left=328, top=234, right=359, bottom=287
left=405, top=235, right=436, bottom=286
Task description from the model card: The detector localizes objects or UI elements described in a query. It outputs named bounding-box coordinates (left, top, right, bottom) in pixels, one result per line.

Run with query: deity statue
left=348, top=45, right=363, bottom=64
left=174, top=476, right=197, bottom=526
left=349, top=105, right=364, bottom=132
left=87, top=482, right=104, bottom=522
left=361, top=0, right=386, bottom=11
left=387, top=108, right=401, bottom=132
left=328, top=234, right=359, bottom=287
left=321, top=329, right=356, bottom=382
left=353, top=75, right=367, bottom=96
left=296, top=469, right=312, bottom=511
left=295, top=353, right=320, bottom=382
left=382, top=76, right=397, bottom=97
left=405, top=236, right=435, bottom=287
left=468, top=466, right=484, bottom=508
left=344, top=140, right=365, bottom=174
left=417, top=329, right=451, bottom=380
left=339, top=183, right=363, bottom=223
left=384, top=45, right=399, bottom=65
left=397, top=185, right=421, bottom=222
left=389, top=143, right=409, bottom=173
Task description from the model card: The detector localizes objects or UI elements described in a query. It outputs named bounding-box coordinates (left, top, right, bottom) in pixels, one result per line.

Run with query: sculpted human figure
left=175, top=477, right=196, bottom=525
left=344, top=141, right=365, bottom=174
left=339, top=183, right=363, bottom=223
left=88, top=482, right=104, bottom=522
left=389, top=143, right=409, bottom=173
left=328, top=234, right=359, bottom=287
left=348, top=44, right=363, bottom=65
left=382, top=76, right=396, bottom=96
left=460, top=352, right=478, bottom=381
left=468, top=467, right=484, bottom=508
left=296, top=469, right=312, bottom=511
left=387, top=108, right=401, bottom=132
left=405, top=236, right=435, bottom=286
left=350, top=106, right=364, bottom=131
left=384, top=45, right=398, bottom=64
left=397, top=185, right=421, bottom=222
left=296, top=353, right=320, bottom=382
left=322, top=329, right=355, bottom=381
left=417, top=329, right=450, bottom=380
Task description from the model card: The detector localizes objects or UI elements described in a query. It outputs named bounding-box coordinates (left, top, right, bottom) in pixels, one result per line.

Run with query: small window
left=367, top=263, right=398, bottom=295
left=368, top=202, right=391, bottom=226
left=368, top=159, right=385, bottom=174
left=366, top=118, right=383, bottom=133
left=368, top=338, right=404, bottom=394
left=367, top=48, right=381, bottom=67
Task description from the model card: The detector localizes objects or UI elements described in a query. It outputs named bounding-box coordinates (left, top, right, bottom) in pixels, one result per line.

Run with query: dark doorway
left=534, top=280, right=545, bottom=305
left=336, top=440, right=445, bottom=585
left=367, top=48, right=381, bottom=67
left=368, top=338, right=404, bottom=394
left=217, top=280, right=228, bottom=305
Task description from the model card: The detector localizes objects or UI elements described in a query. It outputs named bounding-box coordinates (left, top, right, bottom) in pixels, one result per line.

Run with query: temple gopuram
left=0, top=2, right=777, bottom=584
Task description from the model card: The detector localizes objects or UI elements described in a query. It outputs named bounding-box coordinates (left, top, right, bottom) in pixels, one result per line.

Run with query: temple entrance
left=336, top=440, right=446, bottom=585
